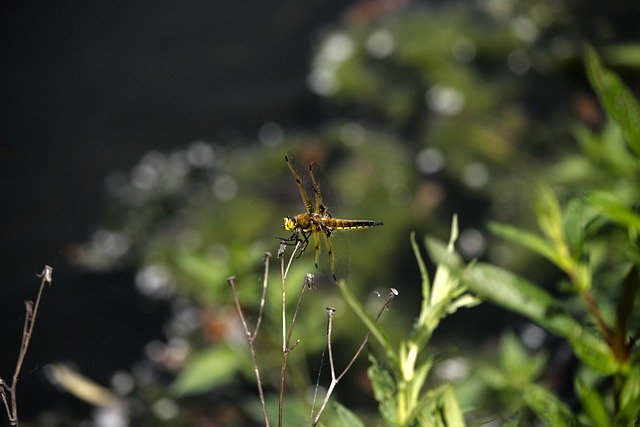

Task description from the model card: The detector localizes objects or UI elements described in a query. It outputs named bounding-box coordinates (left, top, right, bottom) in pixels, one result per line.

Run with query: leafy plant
left=346, top=218, right=478, bottom=426
left=425, top=46, right=640, bottom=425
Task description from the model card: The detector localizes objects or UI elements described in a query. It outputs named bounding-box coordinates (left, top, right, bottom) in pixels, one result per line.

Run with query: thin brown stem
left=227, top=276, right=270, bottom=427
left=312, top=288, right=397, bottom=426
left=1, top=265, right=53, bottom=426
left=277, top=243, right=304, bottom=427
left=581, top=290, right=613, bottom=343
left=253, top=252, right=272, bottom=341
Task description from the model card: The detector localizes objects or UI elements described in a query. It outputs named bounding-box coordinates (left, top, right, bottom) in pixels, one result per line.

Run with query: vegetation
left=25, top=2, right=640, bottom=425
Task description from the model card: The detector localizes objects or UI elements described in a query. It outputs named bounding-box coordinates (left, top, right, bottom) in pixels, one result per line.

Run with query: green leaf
left=500, top=333, right=547, bottom=384
left=412, top=231, right=432, bottom=328
left=332, top=401, right=365, bottom=427
left=458, top=263, right=618, bottom=373
left=339, top=280, right=396, bottom=362
left=368, top=354, right=396, bottom=402
left=563, top=198, right=587, bottom=254
left=588, top=192, right=640, bottom=233
left=523, top=383, right=575, bottom=426
left=430, top=215, right=462, bottom=308
left=585, top=45, right=640, bottom=157
left=459, top=263, right=574, bottom=335
left=567, top=333, right=618, bottom=375
left=441, top=384, right=465, bottom=427
left=617, top=364, right=640, bottom=424
left=424, top=237, right=464, bottom=271
left=605, top=43, right=640, bottom=68
left=536, top=184, right=566, bottom=246
left=575, top=377, right=610, bottom=427
left=614, top=265, right=640, bottom=360
left=489, top=221, right=560, bottom=265
left=171, top=345, right=239, bottom=396
left=408, top=359, right=433, bottom=408
left=368, top=354, right=398, bottom=423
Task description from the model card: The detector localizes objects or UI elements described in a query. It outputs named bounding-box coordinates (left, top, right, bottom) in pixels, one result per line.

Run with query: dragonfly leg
left=296, top=232, right=310, bottom=258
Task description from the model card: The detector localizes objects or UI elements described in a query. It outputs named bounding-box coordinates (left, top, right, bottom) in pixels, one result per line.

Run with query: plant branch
left=227, top=275, right=270, bottom=427
left=311, top=288, right=397, bottom=426
left=0, top=265, right=53, bottom=427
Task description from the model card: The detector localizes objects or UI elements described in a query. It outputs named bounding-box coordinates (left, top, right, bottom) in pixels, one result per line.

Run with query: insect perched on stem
left=280, top=154, right=383, bottom=281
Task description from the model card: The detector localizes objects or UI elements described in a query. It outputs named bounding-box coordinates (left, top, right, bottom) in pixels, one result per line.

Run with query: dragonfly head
left=283, top=216, right=297, bottom=231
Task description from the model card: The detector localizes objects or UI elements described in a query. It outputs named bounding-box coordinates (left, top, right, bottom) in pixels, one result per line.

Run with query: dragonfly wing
left=308, top=162, right=325, bottom=215
left=285, top=153, right=314, bottom=214
left=319, top=229, right=349, bottom=282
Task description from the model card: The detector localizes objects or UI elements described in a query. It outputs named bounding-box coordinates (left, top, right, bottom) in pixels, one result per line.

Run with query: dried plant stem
left=311, top=288, right=397, bottom=426
left=1, top=265, right=53, bottom=427
left=253, top=253, right=271, bottom=338
left=277, top=242, right=307, bottom=427
left=227, top=257, right=271, bottom=427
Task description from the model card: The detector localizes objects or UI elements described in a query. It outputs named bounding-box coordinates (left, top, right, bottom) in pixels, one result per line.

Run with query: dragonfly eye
left=283, top=216, right=296, bottom=231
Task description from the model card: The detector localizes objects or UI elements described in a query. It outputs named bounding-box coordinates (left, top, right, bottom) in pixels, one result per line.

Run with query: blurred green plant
left=425, top=46, right=640, bottom=425
left=63, top=1, right=640, bottom=424
left=342, top=218, right=478, bottom=426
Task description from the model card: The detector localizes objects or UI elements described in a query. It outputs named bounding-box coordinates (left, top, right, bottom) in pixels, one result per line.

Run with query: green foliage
left=418, top=46, right=640, bottom=423
left=70, top=1, right=640, bottom=424
left=171, top=345, right=239, bottom=396
left=343, top=218, right=478, bottom=426
left=585, top=46, right=640, bottom=157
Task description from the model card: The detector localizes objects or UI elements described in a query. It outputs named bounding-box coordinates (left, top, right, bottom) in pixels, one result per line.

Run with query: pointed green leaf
left=614, top=265, right=640, bottom=359
left=441, top=384, right=465, bottom=427
left=563, top=198, right=587, bottom=254
left=489, top=221, right=560, bottom=265
left=536, top=184, right=566, bottom=247
left=408, top=358, right=433, bottom=412
left=171, top=345, right=239, bottom=396
left=332, top=401, right=366, bottom=427
left=575, top=377, right=610, bottom=427
left=605, top=43, right=640, bottom=67
left=458, top=263, right=618, bottom=373
left=617, top=364, right=640, bottom=424
left=523, top=383, right=575, bottom=426
left=460, top=263, right=574, bottom=334
left=585, top=45, right=640, bottom=157
left=430, top=216, right=462, bottom=307
left=368, top=354, right=396, bottom=403
left=338, top=280, right=396, bottom=362
left=588, top=192, right=640, bottom=233
left=424, top=237, right=464, bottom=271
left=412, top=231, right=432, bottom=328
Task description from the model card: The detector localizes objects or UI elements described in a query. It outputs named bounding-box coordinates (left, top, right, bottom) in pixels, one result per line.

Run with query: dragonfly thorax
left=283, top=214, right=314, bottom=232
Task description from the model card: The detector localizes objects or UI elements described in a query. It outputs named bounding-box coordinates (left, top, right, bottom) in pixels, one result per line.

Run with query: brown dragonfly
left=280, top=154, right=383, bottom=281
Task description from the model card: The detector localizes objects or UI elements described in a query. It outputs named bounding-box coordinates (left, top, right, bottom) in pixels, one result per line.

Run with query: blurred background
left=1, top=0, right=640, bottom=425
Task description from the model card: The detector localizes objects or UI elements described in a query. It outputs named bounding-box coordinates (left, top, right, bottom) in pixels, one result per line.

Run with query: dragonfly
left=281, top=154, right=383, bottom=281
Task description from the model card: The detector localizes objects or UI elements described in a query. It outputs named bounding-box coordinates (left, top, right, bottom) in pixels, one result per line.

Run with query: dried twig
left=1, top=265, right=53, bottom=426
left=227, top=253, right=273, bottom=426
left=311, top=288, right=398, bottom=426
left=277, top=242, right=309, bottom=427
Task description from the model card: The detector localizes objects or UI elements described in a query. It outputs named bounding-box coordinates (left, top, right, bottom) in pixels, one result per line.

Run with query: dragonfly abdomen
left=324, top=218, right=383, bottom=230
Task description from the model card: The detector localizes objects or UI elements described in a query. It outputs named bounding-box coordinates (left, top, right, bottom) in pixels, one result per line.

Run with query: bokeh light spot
left=461, top=162, right=489, bottom=189
left=212, top=175, right=238, bottom=201
left=258, top=122, right=284, bottom=147
left=426, top=85, right=465, bottom=116
left=366, top=29, right=395, bottom=58
left=459, top=228, right=486, bottom=258
left=507, top=49, right=531, bottom=75
left=415, top=148, right=444, bottom=174
left=186, top=140, right=215, bottom=168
